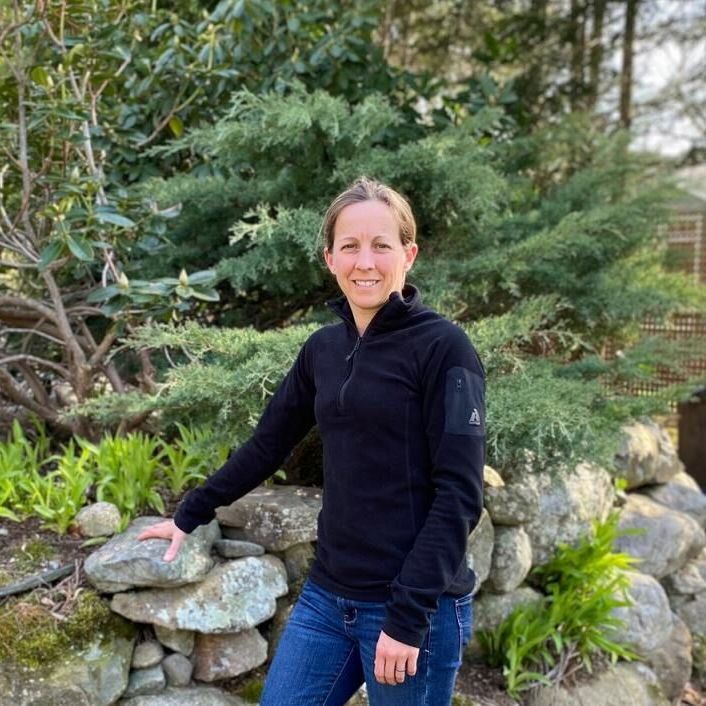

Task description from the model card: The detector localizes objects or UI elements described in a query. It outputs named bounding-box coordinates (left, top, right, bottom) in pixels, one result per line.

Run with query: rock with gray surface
left=610, top=570, right=672, bottom=653
left=213, top=538, right=265, bottom=558
left=674, top=591, right=706, bottom=636
left=614, top=494, right=705, bottom=578
left=131, top=640, right=164, bottom=669
left=192, top=628, right=268, bottom=681
left=122, top=665, right=166, bottom=698
left=111, top=555, right=288, bottom=633
left=456, top=584, right=543, bottom=664
left=161, top=653, right=193, bottom=687
left=641, top=613, right=692, bottom=702
left=467, top=509, right=494, bottom=589
left=523, top=462, right=614, bottom=566
left=473, top=585, right=544, bottom=634
left=75, top=501, right=123, bottom=537
left=84, top=517, right=220, bottom=592
left=153, top=625, right=195, bottom=656
left=117, top=686, right=248, bottom=705
left=525, top=662, right=669, bottom=706
left=0, top=627, right=135, bottom=706
left=283, top=542, right=316, bottom=584
left=485, top=475, right=540, bottom=526
left=486, top=526, right=532, bottom=593
left=662, top=547, right=706, bottom=596
left=639, top=471, right=706, bottom=527
left=615, top=420, right=683, bottom=489
left=216, top=485, right=322, bottom=551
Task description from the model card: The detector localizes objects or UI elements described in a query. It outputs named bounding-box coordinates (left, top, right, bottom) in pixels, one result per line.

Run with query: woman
left=138, top=177, right=486, bottom=705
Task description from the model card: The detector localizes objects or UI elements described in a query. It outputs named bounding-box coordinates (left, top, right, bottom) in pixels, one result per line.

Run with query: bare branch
left=0, top=354, right=71, bottom=379
left=137, top=87, right=201, bottom=148
left=15, top=362, right=51, bottom=408
left=0, top=367, right=60, bottom=425
left=0, top=295, right=59, bottom=323
left=42, top=15, right=65, bottom=52
left=88, top=327, right=118, bottom=368
left=0, top=259, right=36, bottom=269
left=66, top=305, right=105, bottom=317
left=40, top=271, right=88, bottom=368
left=1, top=327, right=64, bottom=346
left=104, top=361, right=126, bottom=394
left=13, top=23, right=39, bottom=249
left=139, top=349, right=158, bottom=394
left=92, top=52, right=132, bottom=108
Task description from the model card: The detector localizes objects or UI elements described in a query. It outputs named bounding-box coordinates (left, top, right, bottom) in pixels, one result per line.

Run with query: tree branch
left=15, top=361, right=51, bottom=408
left=2, top=327, right=64, bottom=347
left=0, top=354, right=71, bottom=379
left=137, top=87, right=200, bottom=148
left=88, top=327, right=118, bottom=368
left=0, top=295, right=59, bottom=323
left=13, top=19, right=39, bottom=251
left=0, top=367, right=61, bottom=426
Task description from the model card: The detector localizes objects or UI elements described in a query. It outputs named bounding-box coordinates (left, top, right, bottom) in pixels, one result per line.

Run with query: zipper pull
left=345, top=337, right=362, bottom=361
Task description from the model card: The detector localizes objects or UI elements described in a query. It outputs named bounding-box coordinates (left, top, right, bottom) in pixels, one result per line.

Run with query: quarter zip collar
left=326, top=284, right=423, bottom=336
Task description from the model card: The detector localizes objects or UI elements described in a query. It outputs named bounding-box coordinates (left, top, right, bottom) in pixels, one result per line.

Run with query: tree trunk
left=525, top=0, right=549, bottom=120
left=620, top=0, right=639, bottom=129
left=587, top=0, right=607, bottom=111
left=569, top=0, right=587, bottom=111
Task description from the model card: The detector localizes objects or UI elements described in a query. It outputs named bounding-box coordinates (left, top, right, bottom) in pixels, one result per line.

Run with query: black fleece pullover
left=174, top=284, right=485, bottom=647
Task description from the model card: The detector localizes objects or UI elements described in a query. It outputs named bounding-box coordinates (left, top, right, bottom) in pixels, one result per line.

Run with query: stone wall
left=5, top=419, right=706, bottom=705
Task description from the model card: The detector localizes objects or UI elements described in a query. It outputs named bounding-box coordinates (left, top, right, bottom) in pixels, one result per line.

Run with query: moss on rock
left=0, top=588, right=135, bottom=669
left=235, top=675, right=264, bottom=703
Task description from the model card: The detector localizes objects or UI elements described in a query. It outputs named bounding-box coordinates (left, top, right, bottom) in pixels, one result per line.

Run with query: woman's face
left=324, top=200, right=418, bottom=326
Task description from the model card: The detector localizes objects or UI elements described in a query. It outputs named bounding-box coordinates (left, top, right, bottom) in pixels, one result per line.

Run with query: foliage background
left=1, top=0, right=704, bottom=478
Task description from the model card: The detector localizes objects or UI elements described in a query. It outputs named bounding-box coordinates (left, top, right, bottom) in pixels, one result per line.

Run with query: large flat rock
left=84, top=517, right=220, bottom=592
left=615, top=420, right=683, bottom=490
left=111, top=555, right=287, bottom=633
left=523, top=462, right=614, bottom=566
left=614, top=494, right=705, bottom=578
left=216, top=486, right=321, bottom=551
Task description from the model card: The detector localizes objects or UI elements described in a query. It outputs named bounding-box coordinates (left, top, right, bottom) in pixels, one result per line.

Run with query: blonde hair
left=321, top=177, right=417, bottom=251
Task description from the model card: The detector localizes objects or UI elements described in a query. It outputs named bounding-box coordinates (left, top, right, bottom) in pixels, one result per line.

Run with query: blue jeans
left=261, top=578, right=473, bottom=706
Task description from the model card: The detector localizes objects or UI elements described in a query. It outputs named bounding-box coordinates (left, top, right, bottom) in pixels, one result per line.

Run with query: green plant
left=478, top=512, right=640, bottom=697
left=77, top=432, right=165, bottom=527
left=159, top=423, right=229, bottom=495
left=22, top=442, right=95, bottom=534
left=0, top=420, right=53, bottom=522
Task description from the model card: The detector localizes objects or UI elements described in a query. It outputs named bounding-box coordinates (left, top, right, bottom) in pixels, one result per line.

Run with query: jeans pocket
left=454, top=593, right=473, bottom=663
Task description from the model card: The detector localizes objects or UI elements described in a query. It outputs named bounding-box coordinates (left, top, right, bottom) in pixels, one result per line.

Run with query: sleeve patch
left=444, top=366, right=485, bottom=436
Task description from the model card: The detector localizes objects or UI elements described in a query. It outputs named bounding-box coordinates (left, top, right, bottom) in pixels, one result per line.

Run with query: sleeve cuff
left=173, top=505, right=214, bottom=534
left=381, top=617, right=428, bottom=649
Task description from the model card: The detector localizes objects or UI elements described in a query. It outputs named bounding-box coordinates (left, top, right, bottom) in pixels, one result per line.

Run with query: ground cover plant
left=478, top=513, right=640, bottom=698
left=0, top=420, right=228, bottom=534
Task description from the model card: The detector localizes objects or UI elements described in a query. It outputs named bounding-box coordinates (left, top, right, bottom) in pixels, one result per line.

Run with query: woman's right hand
left=136, top=519, right=187, bottom=562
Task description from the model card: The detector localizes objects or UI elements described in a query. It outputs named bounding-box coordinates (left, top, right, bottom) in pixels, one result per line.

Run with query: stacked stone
left=470, top=419, right=706, bottom=706
left=80, top=487, right=322, bottom=704
left=7, top=418, right=704, bottom=706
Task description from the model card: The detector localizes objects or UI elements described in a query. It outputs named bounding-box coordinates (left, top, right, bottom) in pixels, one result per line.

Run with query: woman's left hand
left=374, top=630, right=419, bottom=685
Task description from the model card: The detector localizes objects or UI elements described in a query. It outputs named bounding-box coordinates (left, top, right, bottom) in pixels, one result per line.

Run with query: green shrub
left=478, top=512, right=640, bottom=698
left=159, top=423, right=230, bottom=496
left=21, top=442, right=94, bottom=534
left=0, top=423, right=231, bottom=534
left=76, top=433, right=165, bottom=530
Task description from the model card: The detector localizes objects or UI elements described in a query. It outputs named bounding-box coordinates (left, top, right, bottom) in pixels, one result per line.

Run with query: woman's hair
left=321, top=177, right=417, bottom=251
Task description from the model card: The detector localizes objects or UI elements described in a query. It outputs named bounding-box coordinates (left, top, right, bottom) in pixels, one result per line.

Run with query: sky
left=624, top=0, right=705, bottom=158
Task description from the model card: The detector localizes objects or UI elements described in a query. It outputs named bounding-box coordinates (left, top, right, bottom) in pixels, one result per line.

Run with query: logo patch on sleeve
left=444, top=366, right=485, bottom=436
